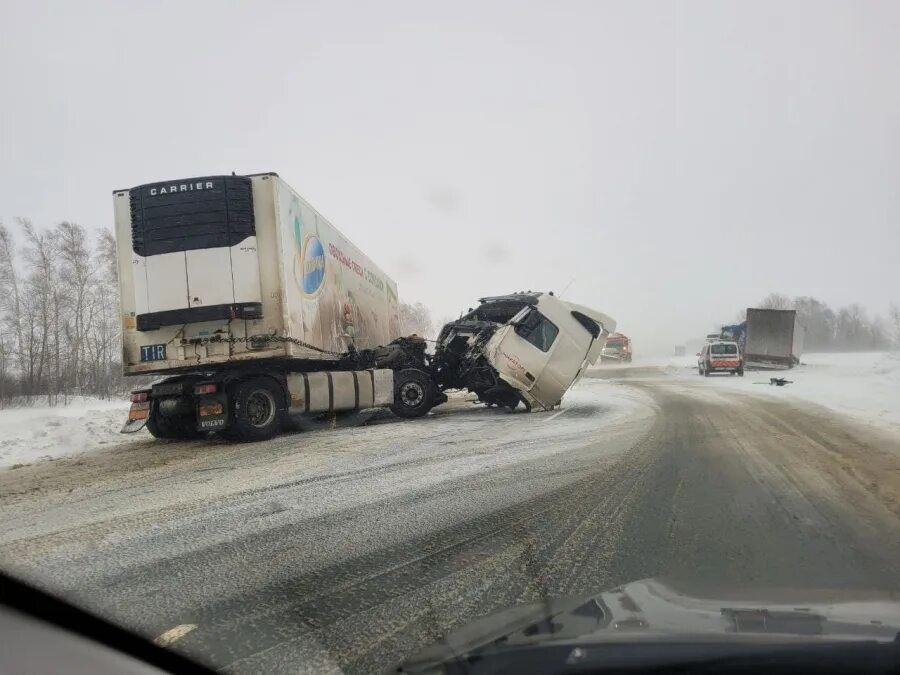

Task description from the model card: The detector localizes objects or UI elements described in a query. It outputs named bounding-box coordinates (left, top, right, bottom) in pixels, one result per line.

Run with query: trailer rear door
left=128, top=176, right=262, bottom=330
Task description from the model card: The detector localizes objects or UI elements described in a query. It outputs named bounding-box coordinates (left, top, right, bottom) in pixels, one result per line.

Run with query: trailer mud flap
left=121, top=400, right=150, bottom=433
left=121, top=416, right=148, bottom=434
left=196, top=393, right=228, bottom=431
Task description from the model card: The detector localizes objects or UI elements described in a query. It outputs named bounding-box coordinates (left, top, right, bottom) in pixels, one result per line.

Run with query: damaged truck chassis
left=126, top=292, right=614, bottom=442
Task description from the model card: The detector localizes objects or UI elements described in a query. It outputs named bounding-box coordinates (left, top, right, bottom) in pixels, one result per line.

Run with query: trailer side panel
left=274, top=177, right=401, bottom=357
left=744, top=308, right=802, bottom=368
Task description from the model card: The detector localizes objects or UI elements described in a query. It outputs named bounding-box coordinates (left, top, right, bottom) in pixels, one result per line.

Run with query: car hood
left=400, top=578, right=900, bottom=671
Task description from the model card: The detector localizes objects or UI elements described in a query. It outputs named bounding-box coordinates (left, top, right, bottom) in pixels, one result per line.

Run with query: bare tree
left=400, top=301, right=434, bottom=338
left=0, top=331, right=9, bottom=404
left=792, top=296, right=836, bottom=351
left=87, top=230, right=121, bottom=398
left=19, top=220, right=60, bottom=397
left=758, top=293, right=793, bottom=310
left=97, top=229, right=118, bottom=281
left=888, top=303, right=900, bottom=351
left=0, top=222, right=132, bottom=404
left=0, top=222, right=25, bottom=384
left=56, top=222, right=95, bottom=393
left=835, top=303, right=867, bottom=350
left=867, top=316, right=890, bottom=351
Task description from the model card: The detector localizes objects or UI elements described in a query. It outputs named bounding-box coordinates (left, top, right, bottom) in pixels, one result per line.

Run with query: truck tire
left=222, top=377, right=286, bottom=442
left=703, top=364, right=710, bottom=377
left=390, top=369, right=436, bottom=419
left=737, top=368, right=744, bottom=377
left=146, top=403, right=205, bottom=441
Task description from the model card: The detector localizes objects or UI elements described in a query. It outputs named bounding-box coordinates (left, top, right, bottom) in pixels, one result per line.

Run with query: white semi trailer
left=743, top=308, right=805, bottom=369
left=115, top=173, right=615, bottom=441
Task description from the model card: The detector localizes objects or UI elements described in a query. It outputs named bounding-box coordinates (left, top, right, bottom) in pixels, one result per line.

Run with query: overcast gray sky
left=2, top=0, right=898, bottom=353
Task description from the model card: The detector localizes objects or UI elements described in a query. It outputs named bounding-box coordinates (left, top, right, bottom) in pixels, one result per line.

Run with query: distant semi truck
left=601, top=333, right=632, bottom=363
left=721, top=309, right=804, bottom=369
left=115, top=172, right=615, bottom=441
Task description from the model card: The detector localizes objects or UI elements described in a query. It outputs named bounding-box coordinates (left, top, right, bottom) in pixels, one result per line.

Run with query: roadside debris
left=754, top=377, right=793, bottom=386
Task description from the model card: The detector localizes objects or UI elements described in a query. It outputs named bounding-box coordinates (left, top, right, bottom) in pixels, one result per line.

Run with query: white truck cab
left=482, top=294, right=615, bottom=410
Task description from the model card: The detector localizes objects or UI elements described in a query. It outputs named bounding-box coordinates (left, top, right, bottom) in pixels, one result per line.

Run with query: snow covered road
left=1, top=368, right=900, bottom=673
left=618, top=351, right=900, bottom=436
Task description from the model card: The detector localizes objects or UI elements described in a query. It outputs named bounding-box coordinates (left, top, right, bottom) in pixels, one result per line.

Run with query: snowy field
left=619, top=351, right=900, bottom=437
left=0, top=398, right=134, bottom=469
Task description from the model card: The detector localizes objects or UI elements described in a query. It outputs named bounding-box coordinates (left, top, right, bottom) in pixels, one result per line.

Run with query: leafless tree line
left=737, top=293, right=900, bottom=352
left=0, top=219, right=124, bottom=406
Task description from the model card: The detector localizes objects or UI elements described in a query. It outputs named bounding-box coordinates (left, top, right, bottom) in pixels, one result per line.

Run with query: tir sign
left=140, top=344, right=167, bottom=362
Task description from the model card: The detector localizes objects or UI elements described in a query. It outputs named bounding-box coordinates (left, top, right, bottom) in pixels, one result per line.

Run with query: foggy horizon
left=2, top=1, right=898, bottom=355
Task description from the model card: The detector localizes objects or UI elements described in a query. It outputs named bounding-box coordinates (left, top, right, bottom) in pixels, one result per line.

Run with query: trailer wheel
left=390, top=369, right=435, bottom=419
left=223, top=377, right=286, bottom=442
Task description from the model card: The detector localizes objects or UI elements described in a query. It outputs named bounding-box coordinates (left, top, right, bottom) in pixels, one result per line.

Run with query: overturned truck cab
left=381, top=292, right=616, bottom=415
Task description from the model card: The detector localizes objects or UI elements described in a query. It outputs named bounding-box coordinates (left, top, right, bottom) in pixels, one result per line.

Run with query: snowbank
left=766, top=352, right=900, bottom=436
left=0, top=398, right=136, bottom=469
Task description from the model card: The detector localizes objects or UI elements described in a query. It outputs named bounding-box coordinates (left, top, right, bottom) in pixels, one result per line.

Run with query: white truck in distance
left=115, top=172, right=615, bottom=441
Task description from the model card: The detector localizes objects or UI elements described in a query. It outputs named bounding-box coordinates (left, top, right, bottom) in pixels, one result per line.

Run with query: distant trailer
left=743, top=308, right=804, bottom=369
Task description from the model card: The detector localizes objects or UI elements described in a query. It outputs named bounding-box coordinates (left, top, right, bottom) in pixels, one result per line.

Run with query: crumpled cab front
left=484, top=325, right=548, bottom=410
left=483, top=296, right=615, bottom=411
left=483, top=316, right=569, bottom=411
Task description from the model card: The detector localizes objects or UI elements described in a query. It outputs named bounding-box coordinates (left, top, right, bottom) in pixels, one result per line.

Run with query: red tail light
left=130, top=391, right=149, bottom=403
left=193, top=383, right=218, bottom=395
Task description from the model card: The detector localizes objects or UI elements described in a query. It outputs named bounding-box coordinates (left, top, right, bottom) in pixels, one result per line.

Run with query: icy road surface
left=2, top=372, right=900, bottom=674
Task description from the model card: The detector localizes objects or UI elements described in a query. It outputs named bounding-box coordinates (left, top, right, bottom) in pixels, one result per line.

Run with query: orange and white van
left=698, top=341, right=743, bottom=376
